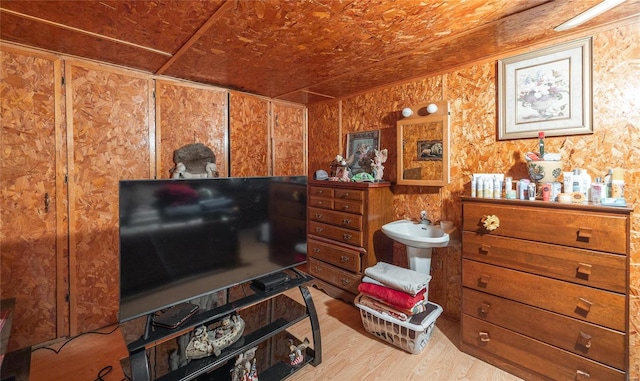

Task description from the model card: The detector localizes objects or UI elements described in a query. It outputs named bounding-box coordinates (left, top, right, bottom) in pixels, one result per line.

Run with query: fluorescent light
left=554, top=0, right=626, bottom=31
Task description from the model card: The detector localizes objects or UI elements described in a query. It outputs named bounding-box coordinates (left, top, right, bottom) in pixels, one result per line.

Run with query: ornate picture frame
left=345, top=130, right=380, bottom=174
left=498, top=37, right=593, bottom=140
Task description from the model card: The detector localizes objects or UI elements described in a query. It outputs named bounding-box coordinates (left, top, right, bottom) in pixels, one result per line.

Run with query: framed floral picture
left=346, top=130, right=380, bottom=175
left=497, top=37, right=593, bottom=140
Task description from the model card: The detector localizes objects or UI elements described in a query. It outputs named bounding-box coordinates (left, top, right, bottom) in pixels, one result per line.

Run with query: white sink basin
left=381, top=220, right=450, bottom=248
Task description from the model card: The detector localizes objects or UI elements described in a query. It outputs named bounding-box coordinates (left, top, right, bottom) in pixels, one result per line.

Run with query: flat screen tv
left=118, top=176, right=307, bottom=322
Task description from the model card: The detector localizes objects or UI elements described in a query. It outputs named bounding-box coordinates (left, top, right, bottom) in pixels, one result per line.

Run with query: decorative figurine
left=288, top=337, right=310, bottom=367
left=185, top=314, right=245, bottom=359
left=371, top=148, right=388, bottom=181
left=231, top=346, right=258, bottom=381
left=171, top=143, right=218, bottom=179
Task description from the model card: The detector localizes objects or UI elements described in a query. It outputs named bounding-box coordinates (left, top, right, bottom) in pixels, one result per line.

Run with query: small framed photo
left=346, top=130, right=380, bottom=174
left=497, top=37, right=593, bottom=140
left=417, top=140, right=443, bottom=161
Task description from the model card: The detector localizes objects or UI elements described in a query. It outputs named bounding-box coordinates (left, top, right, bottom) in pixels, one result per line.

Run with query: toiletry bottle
left=572, top=169, right=581, bottom=193
left=493, top=176, right=502, bottom=199
left=477, top=176, right=484, bottom=198
left=538, top=131, right=545, bottom=158
left=591, top=177, right=603, bottom=205
left=563, top=171, right=573, bottom=194
left=604, top=169, right=613, bottom=198
left=611, top=167, right=625, bottom=198
left=580, top=169, right=591, bottom=201
left=485, top=177, right=494, bottom=199
left=471, top=176, right=477, bottom=197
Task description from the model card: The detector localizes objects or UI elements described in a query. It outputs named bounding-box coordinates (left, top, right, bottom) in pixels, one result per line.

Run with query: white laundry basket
left=355, top=293, right=443, bottom=354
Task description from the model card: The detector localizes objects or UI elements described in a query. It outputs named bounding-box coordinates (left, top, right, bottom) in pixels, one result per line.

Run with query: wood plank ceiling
left=1, top=0, right=638, bottom=104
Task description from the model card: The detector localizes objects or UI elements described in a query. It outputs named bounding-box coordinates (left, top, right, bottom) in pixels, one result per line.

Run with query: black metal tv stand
left=126, top=270, right=321, bottom=381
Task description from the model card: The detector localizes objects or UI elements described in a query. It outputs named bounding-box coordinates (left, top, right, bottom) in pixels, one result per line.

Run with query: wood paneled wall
left=156, top=80, right=228, bottom=178
left=1, top=44, right=306, bottom=351
left=308, top=22, right=640, bottom=378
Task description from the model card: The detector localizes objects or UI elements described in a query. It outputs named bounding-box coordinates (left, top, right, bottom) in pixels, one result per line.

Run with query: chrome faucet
left=420, top=210, right=431, bottom=225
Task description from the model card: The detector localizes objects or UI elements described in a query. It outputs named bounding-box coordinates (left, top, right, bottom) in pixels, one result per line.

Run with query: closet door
left=66, top=61, right=153, bottom=334
left=272, top=101, right=306, bottom=176
left=0, top=46, right=65, bottom=350
left=156, top=80, right=228, bottom=178
left=229, top=91, right=269, bottom=176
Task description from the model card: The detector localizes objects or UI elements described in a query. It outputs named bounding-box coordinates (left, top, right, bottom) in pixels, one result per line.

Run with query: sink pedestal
left=407, top=247, right=433, bottom=275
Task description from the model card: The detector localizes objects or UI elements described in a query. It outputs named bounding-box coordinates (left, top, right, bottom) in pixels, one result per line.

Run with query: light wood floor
left=283, top=287, right=523, bottom=381
left=27, top=285, right=523, bottom=380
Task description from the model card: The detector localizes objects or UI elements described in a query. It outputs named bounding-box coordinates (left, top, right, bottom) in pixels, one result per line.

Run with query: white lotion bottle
left=580, top=169, right=591, bottom=201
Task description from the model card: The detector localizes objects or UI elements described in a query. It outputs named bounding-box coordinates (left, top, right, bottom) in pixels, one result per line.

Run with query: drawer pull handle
left=577, top=298, right=593, bottom=313
left=313, top=247, right=321, bottom=253
left=315, top=227, right=323, bottom=233
left=343, top=234, right=352, bottom=241
left=577, top=227, right=592, bottom=239
left=342, top=205, right=350, bottom=210
left=478, top=331, right=490, bottom=342
left=577, top=331, right=592, bottom=349
left=480, top=302, right=491, bottom=314
left=343, top=192, right=349, bottom=197
left=317, top=201, right=324, bottom=205
left=479, top=244, right=491, bottom=254
left=576, top=369, right=590, bottom=380
left=341, top=278, right=351, bottom=285
left=342, top=218, right=352, bottom=225
left=315, top=213, right=323, bottom=219
left=576, top=263, right=592, bottom=276
left=340, top=256, right=349, bottom=263
left=479, top=274, right=491, bottom=285
left=481, top=215, right=500, bottom=231
left=314, top=266, right=322, bottom=272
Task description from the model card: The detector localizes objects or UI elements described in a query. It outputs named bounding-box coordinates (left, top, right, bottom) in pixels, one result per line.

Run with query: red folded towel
left=358, top=282, right=426, bottom=310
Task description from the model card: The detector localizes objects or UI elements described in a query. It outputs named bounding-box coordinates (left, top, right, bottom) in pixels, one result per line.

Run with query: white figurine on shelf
left=371, top=148, right=388, bottom=181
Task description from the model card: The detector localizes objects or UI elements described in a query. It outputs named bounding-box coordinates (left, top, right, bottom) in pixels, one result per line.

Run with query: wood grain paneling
left=272, top=102, right=305, bottom=176
left=156, top=80, right=228, bottom=178
left=0, top=47, right=61, bottom=350
left=311, top=21, right=640, bottom=379
left=229, top=91, right=269, bottom=177
left=67, top=62, right=152, bottom=335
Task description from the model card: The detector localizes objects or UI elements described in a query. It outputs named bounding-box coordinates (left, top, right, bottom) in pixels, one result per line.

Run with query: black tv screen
left=118, top=176, right=307, bottom=322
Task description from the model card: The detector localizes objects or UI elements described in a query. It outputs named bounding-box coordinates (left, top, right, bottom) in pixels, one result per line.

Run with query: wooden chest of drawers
left=307, top=180, right=393, bottom=302
left=461, top=197, right=631, bottom=381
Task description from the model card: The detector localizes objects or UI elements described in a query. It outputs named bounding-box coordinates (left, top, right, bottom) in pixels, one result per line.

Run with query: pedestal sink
left=381, top=220, right=456, bottom=275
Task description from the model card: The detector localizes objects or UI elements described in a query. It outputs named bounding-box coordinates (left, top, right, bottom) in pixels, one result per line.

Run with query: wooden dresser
left=306, top=180, right=394, bottom=302
left=461, top=197, right=631, bottom=381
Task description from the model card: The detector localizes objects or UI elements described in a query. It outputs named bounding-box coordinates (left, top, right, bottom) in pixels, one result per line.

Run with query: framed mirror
left=397, top=101, right=450, bottom=186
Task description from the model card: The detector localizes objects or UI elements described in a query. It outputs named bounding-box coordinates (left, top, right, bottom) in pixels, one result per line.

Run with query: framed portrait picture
left=346, top=130, right=380, bottom=174
left=497, top=37, right=593, bottom=140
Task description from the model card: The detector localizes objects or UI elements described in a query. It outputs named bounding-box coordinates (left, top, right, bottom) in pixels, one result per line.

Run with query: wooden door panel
left=229, top=92, right=269, bottom=176
left=68, top=62, right=152, bottom=334
left=156, top=80, right=228, bottom=178
left=0, top=47, right=61, bottom=349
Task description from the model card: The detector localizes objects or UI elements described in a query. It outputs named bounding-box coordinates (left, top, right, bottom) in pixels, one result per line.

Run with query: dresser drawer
left=308, top=207, right=363, bottom=231
left=308, top=195, right=334, bottom=210
left=334, top=188, right=364, bottom=202
left=462, top=315, right=625, bottom=381
left=462, top=260, right=625, bottom=331
left=334, top=199, right=364, bottom=215
left=463, top=288, right=625, bottom=370
left=462, top=232, right=627, bottom=293
left=308, top=238, right=362, bottom=272
left=309, top=186, right=334, bottom=198
left=462, top=203, right=628, bottom=254
left=309, top=221, right=363, bottom=247
left=308, top=257, right=361, bottom=294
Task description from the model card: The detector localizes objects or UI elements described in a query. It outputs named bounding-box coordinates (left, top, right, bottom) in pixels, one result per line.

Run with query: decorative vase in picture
left=517, top=66, right=569, bottom=122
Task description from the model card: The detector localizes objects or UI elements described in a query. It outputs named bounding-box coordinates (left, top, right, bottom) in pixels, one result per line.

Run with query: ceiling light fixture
left=554, top=0, right=626, bottom=31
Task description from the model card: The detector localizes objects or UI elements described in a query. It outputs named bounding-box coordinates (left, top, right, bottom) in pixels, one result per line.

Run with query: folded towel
left=361, top=276, right=384, bottom=286
left=357, top=294, right=410, bottom=321
left=358, top=282, right=426, bottom=310
left=364, top=262, right=431, bottom=296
